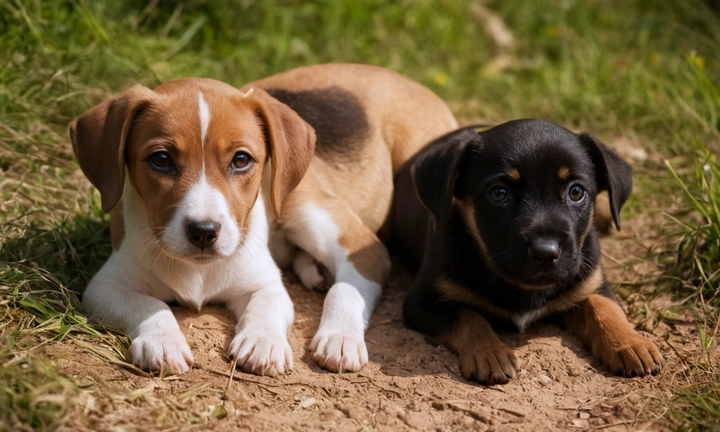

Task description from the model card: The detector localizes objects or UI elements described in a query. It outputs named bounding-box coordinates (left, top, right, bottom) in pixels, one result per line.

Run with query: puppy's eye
left=568, top=184, right=585, bottom=202
left=148, top=151, right=175, bottom=173
left=488, top=186, right=509, bottom=203
left=231, top=151, right=253, bottom=172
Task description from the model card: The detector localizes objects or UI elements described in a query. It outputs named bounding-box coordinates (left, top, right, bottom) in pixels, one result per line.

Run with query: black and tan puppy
left=393, top=119, right=664, bottom=385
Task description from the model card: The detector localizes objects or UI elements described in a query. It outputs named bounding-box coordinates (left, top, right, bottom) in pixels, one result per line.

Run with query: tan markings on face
left=545, top=266, right=604, bottom=314
left=508, top=168, right=521, bottom=181
left=126, top=84, right=268, bottom=236
left=580, top=207, right=595, bottom=245
left=458, top=198, right=490, bottom=261
left=593, top=191, right=613, bottom=233
left=201, top=90, right=267, bottom=231
left=558, top=166, right=570, bottom=181
left=435, top=277, right=511, bottom=319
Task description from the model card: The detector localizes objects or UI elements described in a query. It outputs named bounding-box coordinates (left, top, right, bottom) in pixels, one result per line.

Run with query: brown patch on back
left=558, top=166, right=570, bottom=181
left=243, top=63, right=457, bottom=178
left=265, top=87, right=369, bottom=162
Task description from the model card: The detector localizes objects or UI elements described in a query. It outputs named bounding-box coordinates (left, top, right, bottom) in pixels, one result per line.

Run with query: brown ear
left=248, top=89, right=316, bottom=218
left=68, top=85, right=155, bottom=213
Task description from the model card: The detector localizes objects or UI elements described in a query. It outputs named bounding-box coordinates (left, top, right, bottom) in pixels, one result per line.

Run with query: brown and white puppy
left=393, top=119, right=664, bottom=384
left=71, top=63, right=457, bottom=375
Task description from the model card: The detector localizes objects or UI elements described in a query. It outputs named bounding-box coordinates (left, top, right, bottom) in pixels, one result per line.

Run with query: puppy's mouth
left=184, top=253, right=221, bottom=264
left=157, top=242, right=223, bottom=265
left=513, top=276, right=559, bottom=291
left=503, top=270, right=569, bottom=291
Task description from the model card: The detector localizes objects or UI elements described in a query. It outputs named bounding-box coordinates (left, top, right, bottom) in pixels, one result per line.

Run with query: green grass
left=667, top=148, right=720, bottom=301
left=1, top=0, right=719, bottom=429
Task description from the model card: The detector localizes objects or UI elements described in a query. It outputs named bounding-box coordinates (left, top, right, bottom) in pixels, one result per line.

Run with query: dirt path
left=45, top=214, right=702, bottom=431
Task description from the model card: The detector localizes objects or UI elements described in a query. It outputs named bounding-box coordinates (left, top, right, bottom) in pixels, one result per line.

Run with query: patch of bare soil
left=45, top=212, right=711, bottom=432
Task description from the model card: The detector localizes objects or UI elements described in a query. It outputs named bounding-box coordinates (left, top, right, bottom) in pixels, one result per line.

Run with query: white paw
left=228, top=330, right=293, bottom=377
left=127, top=330, right=194, bottom=374
left=292, top=251, right=328, bottom=291
left=310, top=329, right=368, bottom=373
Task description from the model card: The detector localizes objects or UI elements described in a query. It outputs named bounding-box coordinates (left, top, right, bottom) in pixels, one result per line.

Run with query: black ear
left=411, top=127, right=480, bottom=230
left=579, top=132, right=633, bottom=230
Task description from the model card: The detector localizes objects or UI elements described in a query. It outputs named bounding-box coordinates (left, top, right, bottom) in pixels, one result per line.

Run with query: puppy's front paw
left=310, top=330, right=368, bottom=373
left=228, top=330, right=293, bottom=377
left=292, top=252, right=329, bottom=291
left=458, top=343, right=517, bottom=385
left=127, top=330, right=194, bottom=374
left=594, top=332, right=664, bottom=377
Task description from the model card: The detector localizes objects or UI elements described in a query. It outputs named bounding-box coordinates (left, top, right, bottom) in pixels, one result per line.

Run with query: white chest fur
left=114, top=181, right=279, bottom=311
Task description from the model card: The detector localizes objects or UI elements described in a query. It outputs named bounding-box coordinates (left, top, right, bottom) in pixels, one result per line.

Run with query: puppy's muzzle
left=186, top=220, right=221, bottom=250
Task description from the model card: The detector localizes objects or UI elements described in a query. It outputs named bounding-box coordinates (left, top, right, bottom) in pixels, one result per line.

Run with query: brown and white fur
left=70, top=63, right=457, bottom=375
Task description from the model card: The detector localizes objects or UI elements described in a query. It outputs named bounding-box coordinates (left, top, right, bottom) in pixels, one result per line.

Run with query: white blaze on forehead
left=198, top=91, right=210, bottom=175
left=198, top=91, right=210, bottom=146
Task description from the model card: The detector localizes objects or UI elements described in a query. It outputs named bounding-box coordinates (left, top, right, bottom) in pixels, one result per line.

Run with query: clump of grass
left=664, top=47, right=720, bottom=305
left=670, top=378, right=720, bottom=430
left=0, top=334, right=78, bottom=431
left=667, top=150, right=720, bottom=302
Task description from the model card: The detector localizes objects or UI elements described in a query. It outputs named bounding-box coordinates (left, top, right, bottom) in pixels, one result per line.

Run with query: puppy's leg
left=226, top=254, right=294, bottom=377
left=83, top=263, right=194, bottom=374
left=565, top=293, right=664, bottom=377
left=404, top=282, right=517, bottom=384
left=288, top=202, right=389, bottom=372
left=292, top=249, right=329, bottom=291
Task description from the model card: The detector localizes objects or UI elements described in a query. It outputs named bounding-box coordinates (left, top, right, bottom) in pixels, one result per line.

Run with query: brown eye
left=568, top=184, right=585, bottom=202
left=488, top=185, right=509, bottom=203
left=148, top=151, right=175, bottom=173
left=231, top=151, right=253, bottom=171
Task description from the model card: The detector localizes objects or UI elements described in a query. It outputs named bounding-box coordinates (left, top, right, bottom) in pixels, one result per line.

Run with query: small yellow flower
left=686, top=52, right=705, bottom=70
left=649, top=52, right=660, bottom=67
left=546, top=26, right=559, bottom=38
left=433, top=72, right=449, bottom=86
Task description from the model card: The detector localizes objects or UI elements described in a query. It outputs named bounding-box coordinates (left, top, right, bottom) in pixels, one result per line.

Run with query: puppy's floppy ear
left=411, top=127, right=479, bottom=230
left=69, top=85, right=155, bottom=213
left=248, top=89, right=316, bottom=219
left=579, top=132, right=633, bottom=230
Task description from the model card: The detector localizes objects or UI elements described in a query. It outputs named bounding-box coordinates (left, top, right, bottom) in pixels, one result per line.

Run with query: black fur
left=266, top=87, right=369, bottom=161
left=394, top=118, right=632, bottom=342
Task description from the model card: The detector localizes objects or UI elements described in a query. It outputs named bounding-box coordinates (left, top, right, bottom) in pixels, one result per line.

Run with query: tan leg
left=445, top=310, right=518, bottom=384
left=284, top=201, right=390, bottom=372
left=566, top=294, right=664, bottom=377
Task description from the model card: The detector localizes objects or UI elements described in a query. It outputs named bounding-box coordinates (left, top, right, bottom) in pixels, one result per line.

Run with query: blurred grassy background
left=1, top=0, right=719, bottom=429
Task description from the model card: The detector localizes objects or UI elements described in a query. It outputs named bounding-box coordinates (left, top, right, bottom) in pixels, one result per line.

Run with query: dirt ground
left=33, top=138, right=714, bottom=431
left=43, top=210, right=709, bottom=431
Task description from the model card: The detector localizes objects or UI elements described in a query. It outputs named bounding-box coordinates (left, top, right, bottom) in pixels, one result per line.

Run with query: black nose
left=186, top=220, right=220, bottom=249
left=528, top=239, right=560, bottom=264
